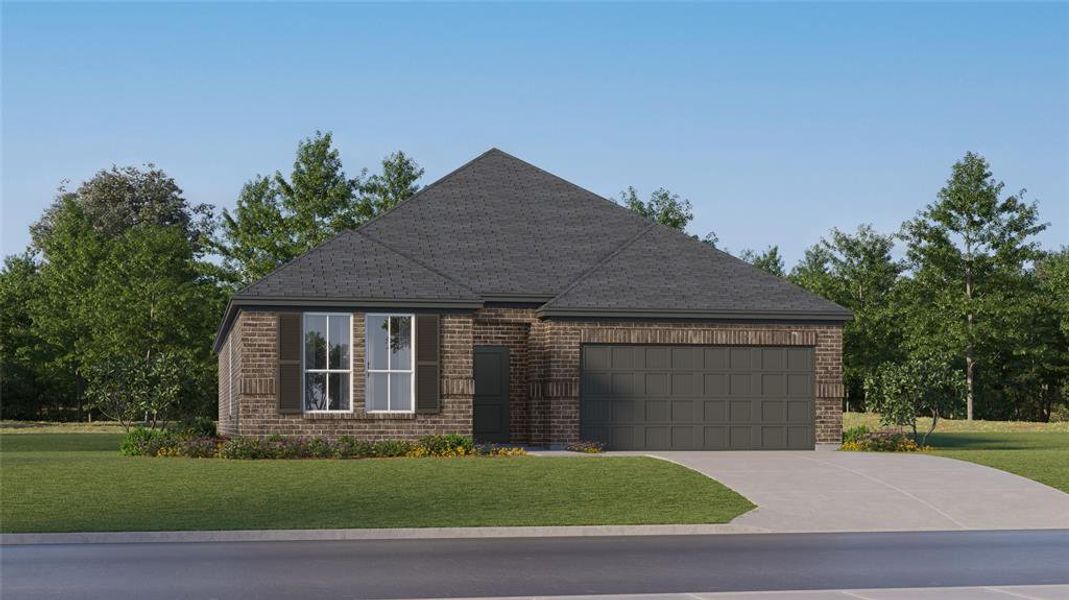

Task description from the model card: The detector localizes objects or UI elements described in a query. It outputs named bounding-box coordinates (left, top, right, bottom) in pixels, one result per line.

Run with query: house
left=213, top=149, right=850, bottom=450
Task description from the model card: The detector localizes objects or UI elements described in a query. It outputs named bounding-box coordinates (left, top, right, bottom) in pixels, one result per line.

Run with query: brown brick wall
left=219, top=309, right=844, bottom=447
left=472, top=307, right=535, bottom=443
left=226, top=310, right=473, bottom=440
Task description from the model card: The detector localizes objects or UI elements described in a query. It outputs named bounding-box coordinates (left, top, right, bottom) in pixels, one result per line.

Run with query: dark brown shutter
left=277, top=313, right=302, bottom=414
left=415, top=315, right=440, bottom=414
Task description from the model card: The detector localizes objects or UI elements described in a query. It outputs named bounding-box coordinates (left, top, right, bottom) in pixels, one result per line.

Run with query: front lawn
left=0, top=433, right=753, bottom=533
left=928, top=432, right=1069, bottom=494
left=843, top=412, right=1069, bottom=494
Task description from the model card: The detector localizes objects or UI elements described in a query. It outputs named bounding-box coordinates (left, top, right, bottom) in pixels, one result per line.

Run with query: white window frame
left=365, top=313, right=416, bottom=414
left=302, top=312, right=354, bottom=414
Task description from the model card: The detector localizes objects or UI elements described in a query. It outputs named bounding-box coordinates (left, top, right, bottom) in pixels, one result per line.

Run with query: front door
left=473, top=346, right=510, bottom=443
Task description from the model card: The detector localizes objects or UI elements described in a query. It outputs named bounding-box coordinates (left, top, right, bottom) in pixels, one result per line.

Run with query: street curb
left=0, top=523, right=769, bottom=545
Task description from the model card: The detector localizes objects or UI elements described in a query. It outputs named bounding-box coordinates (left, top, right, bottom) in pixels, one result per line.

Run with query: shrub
left=865, top=355, right=965, bottom=446
left=481, top=444, right=527, bottom=457
left=178, top=437, right=219, bottom=458
left=305, top=437, right=333, bottom=459
left=334, top=436, right=374, bottom=459
left=417, top=434, right=475, bottom=457
left=372, top=439, right=414, bottom=458
left=170, top=416, right=216, bottom=439
left=120, top=427, right=175, bottom=456
left=841, top=429, right=923, bottom=452
left=218, top=436, right=267, bottom=460
left=842, top=425, right=871, bottom=445
left=565, top=440, right=605, bottom=454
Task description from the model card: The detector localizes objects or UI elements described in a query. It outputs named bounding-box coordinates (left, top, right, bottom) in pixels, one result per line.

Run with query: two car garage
left=579, top=344, right=815, bottom=450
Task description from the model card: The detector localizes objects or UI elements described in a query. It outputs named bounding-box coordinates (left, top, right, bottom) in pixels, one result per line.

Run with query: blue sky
left=3, top=2, right=1066, bottom=265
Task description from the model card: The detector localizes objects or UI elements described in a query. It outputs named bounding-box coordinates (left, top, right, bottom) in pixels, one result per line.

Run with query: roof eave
left=536, top=306, right=855, bottom=323
left=212, top=296, right=485, bottom=352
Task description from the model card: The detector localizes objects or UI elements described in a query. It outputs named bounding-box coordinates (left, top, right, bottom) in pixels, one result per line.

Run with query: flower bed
left=841, top=426, right=926, bottom=452
left=121, top=428, right=525, bottom=460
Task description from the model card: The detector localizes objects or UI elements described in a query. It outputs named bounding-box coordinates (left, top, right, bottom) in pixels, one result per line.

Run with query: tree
left=17, top=166, right=223, bottom=421
left=790, top=225, right=905, bottom=409
left=900, top=152, right=1047, bottom=419
left=0, top=254, right=72, bottom=419
left=362, top=150, right=424, bottom=216
left=81, top=225, right=226, bottom=418
left=216, top=133, right=423, bottom=283
left=864, top=355, right=966, bottom=446
left=85, top=351, right=185, bottom=431
left=619, top=186, right=693, bottom=230
left=30, top=165, right=213, bottom=256
left=740, top=246, right=785, bottom=277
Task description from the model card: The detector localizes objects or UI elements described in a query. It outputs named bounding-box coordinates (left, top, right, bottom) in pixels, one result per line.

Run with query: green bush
left=169, top=416, right=216, bottom=439
left=334, top=436, right=374, bottom=459
left=218, top=436, right=267, bottom=459
left=372, top=439, right=413, bottom=458
left=565, top=440, right=606, bottom=454
left=841, top=429, right=923, bottom=452
left=120, top=427, right=175, bottom=457
left=418, top=434, right=475, bottom=457
left=842, top=425, right=871, bottom=445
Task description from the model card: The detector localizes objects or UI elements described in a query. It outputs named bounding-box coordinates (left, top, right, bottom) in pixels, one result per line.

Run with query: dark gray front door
left=474, top=346, right=510, bottom=443
left=580, top=345, right=814, bottom=450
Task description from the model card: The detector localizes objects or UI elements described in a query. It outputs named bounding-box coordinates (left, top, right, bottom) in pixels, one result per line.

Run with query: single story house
left=214, top=149, right=850, bottom=450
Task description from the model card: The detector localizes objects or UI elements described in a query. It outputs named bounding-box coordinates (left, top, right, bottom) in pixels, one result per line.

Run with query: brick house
left=214, top=149, right=850, bottom=449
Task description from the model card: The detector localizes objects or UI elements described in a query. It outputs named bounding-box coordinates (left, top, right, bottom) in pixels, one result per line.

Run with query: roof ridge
left=352, top=229, right=481, bottom=298
left=485, top=148, right=655, bottom=228
left=541, top=222, right=656, bottom=309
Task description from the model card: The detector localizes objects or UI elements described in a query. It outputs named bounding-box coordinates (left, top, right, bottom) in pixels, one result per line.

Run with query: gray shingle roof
left=357, top=148, right=650, bottom=298
left=540, top=223, right=851, bottom=319
left=237, top=229, right=480, bottom=303
left=220, top=148, right=849, bottom=350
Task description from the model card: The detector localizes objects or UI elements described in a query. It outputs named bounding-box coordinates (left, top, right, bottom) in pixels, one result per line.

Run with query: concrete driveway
left=648, top=451, right=1069, bottom=532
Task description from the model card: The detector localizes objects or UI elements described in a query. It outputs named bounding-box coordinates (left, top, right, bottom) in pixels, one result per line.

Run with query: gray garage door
left=580, top=345, right=814, bottom=450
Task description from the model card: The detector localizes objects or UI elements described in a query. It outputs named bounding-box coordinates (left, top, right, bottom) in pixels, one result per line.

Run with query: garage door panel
left=788, top=374, right=810, bottom=396
left=703, top=373, right=727, bottom=396
left=671, top=373, right=694, bottom=395
left=581, top=345, right=814, bottom=451
left=704, top=400, right=727, bottom=422
left=671, top=400, right=695, bottom=422
left=762, top=373, right=786, bottom=396
left=704, top=347, right=728, bottom=370
left=645, top=373, right=668, bottom=395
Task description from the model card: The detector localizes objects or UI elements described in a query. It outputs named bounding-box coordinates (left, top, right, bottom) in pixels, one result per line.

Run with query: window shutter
left=277, top=313, right=302, bottom=414
left=415, top=315, right=440, bottom=414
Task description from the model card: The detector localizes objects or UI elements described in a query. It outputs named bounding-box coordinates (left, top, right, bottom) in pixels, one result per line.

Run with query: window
left=303, top=313, right=352, bottom=412
left=366, top=314, right=414, bottom=413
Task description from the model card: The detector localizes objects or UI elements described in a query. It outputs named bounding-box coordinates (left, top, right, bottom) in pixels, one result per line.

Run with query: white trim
left=301, top=312, right=355, bottom=414
left=365, top=313, right=416, bottom=414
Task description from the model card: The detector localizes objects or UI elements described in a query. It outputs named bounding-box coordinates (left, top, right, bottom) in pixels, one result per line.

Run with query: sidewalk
left=436, top=585, right=1069, bottom=600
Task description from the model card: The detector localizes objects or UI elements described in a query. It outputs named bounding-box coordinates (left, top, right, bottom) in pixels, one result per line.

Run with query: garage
left=580, top=344, right=814, bottom=450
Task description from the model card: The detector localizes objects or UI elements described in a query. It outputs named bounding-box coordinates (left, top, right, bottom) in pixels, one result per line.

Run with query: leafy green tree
left=864, top=354, right=966, bottom=446
left=0, top=254, right=73, bottom=419
left=216, top=133, right=423, bottom=283
left=900, top=152, right=1047, bottom=419
left=740, top=246, right=785, bottom=277
left=30, top=165, right=213, bottom=256
left=619, top=186, right=693, bottom=230
left=362, top=151, right=424, bottom=217
left=85, top=351, right=186, bottom=431
left=790, top=225, right=905, bottom=409
left=82, top=225, right=226, bottom=418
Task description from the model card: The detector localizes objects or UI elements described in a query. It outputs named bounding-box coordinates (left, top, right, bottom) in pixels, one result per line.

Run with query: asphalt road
left=2, top=530, right=1068, bottom=600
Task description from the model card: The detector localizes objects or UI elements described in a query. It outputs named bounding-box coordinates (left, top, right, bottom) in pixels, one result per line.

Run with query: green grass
left=927, top=432, right=1069, bottom=494
left=843, top=412, right=1069, bottom=494
left=0, top=433, right=753, bottom=533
